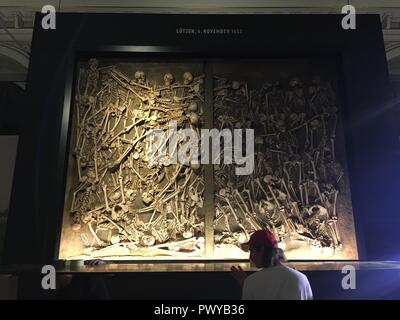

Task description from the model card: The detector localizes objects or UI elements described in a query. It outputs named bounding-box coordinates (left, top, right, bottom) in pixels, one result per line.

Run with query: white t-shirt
left=242, top=265, right=313, bottom=300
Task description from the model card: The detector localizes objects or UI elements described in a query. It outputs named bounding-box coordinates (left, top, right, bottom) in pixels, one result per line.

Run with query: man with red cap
left=231, top=229, right=313, bottom=300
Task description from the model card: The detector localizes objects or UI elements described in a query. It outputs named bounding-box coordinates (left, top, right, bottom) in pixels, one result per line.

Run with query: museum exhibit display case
left=5, top=14, right=397, bottom=268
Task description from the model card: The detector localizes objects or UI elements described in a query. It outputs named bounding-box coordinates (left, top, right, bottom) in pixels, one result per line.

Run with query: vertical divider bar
left=204, top=61, right=214, bottom=258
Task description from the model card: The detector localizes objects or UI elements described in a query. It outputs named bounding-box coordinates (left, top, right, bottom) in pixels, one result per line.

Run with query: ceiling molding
left=0, top=43, right=29, bottom=68
left=1, top=4, right=400, bottom=81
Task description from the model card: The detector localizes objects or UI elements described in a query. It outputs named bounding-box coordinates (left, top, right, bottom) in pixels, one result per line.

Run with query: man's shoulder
left=281, top=266, right=311, bottom=286
left=245, top=270, right=263, bottom=283
left=246, top=265, right=309, bottom=282
left=246, top=265, right=288, bottom=282
left=244, top=268, right=273, bottom=285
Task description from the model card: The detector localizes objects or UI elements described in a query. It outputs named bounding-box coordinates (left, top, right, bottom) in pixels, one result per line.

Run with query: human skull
left=133, top=151, right=140, bottom=160
left=141, top=235, right=156, bottom=246
left=188, top=112, right=199, bottom=125
left=190, top=162, right=200, bottom=170
left=289, top=113, right=299, bottom=123
left=163, top=73, right=174, bottom=86
left=134, top=70, right=146, bottom=84
left=71, top=213, right=81, bottom=231
left=110, top=191, right=121, bottom=201
left=275, top=119, right=286, bottom=132
left=141, top=191, right=154, bottom=205
left=86, top=168, right=96, bottom=180
left=310, top=119, right=320, bottom=129
left=231, top=80, right=241, bottom=90
left=188, top=101, right=198, bottom=112
left=183, top=72, right=193, bottom=85
left=182, top=227, right=194, bottom=239
left=72, top=222, right=81, bottom=231
left=88, top=96, right=96, bottom=105
left=125, top=189, right=136, bottom=202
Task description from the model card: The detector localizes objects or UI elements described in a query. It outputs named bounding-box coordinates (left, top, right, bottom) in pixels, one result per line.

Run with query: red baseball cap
left=241, top=229, right=278, bottom=252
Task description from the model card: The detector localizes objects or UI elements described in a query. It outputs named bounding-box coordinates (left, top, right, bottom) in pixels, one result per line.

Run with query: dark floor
left=3, top=261, right=400, bottom=299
